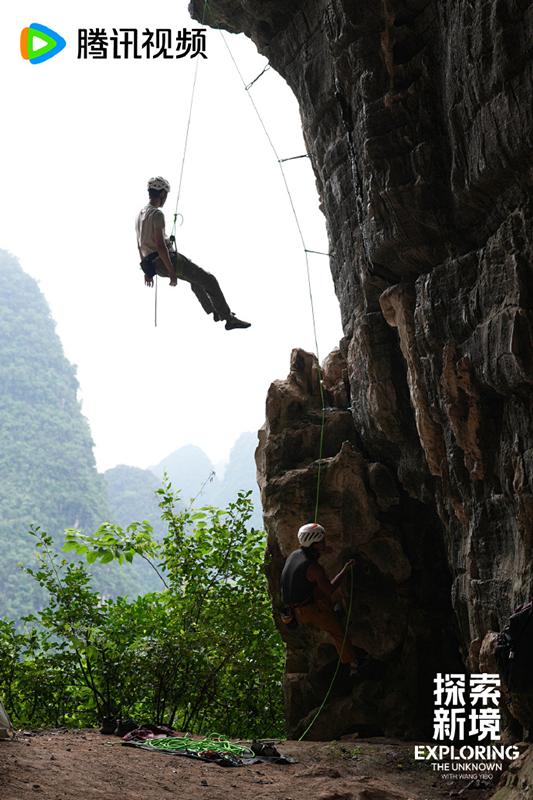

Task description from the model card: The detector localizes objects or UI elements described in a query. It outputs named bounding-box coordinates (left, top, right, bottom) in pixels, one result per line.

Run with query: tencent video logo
left=20, top=23, right=66, bottom=64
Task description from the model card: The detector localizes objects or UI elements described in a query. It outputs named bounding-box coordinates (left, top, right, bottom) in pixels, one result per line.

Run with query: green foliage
left=0, top=250, right=109, bottom=619
left=0, top=485, right=284, bottom=737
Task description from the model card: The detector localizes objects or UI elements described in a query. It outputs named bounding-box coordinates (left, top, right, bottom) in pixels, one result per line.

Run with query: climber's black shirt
left=281, top=548, right=316, bottom=606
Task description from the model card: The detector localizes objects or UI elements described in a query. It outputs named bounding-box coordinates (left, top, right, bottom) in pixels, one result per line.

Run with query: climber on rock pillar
left=281, top=522, right=360, bottom=673
left=136, top=176, right=251, bottom=330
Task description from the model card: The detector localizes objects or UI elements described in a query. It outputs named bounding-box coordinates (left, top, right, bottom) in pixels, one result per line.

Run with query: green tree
left=0, top=485, right=284, bottom=737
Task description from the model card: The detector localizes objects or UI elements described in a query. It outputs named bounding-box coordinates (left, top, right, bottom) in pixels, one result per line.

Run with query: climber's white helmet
left=148, top=176, right=171, bottom=192
left=297, top=522, right=326, bottom=548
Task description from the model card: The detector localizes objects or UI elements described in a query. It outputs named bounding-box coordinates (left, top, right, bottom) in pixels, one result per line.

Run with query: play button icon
left=21, top=23, right=67, bottom=64
left=33, top=36, right=49, bottom=52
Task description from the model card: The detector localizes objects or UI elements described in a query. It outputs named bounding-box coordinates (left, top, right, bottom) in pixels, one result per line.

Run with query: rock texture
left=190, top=0, right=533, bottom=743
left=491, top=746, right=533, bottom=800
left=256, top=348, right=462, bottom=738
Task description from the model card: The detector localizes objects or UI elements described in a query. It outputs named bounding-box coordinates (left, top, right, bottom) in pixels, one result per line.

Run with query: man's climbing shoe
left=225, top=314, right=251, bottom=330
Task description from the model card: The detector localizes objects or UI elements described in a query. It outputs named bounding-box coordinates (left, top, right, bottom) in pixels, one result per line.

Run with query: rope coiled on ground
left=143, top=733, right=255, bottom=758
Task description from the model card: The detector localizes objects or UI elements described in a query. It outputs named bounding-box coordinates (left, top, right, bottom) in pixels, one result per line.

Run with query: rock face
left=257, top=347, right=463, bottom=738
left=190, top=0, right=533, bottom=739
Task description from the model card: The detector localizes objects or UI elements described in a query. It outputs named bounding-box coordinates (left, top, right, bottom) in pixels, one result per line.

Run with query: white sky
left=0, top=2, right=342, bottom=472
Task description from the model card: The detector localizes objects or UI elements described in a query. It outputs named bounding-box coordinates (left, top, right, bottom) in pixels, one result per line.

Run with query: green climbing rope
left=143, top=733, right=255, bottom=758
left=297, top=570, right=354, bottom=742
left=145, top=733, right=255, bottom=758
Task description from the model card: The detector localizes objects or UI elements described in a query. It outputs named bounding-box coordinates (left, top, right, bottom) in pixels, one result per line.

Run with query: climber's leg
left=174, top=252, right=231, bottom=320
left=295, top=601, right=357, bottom=665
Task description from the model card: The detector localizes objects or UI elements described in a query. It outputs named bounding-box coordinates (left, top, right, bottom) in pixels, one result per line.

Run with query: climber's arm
left=308, top=559, right=356, bottom=596
left=307, top=562, right=335, bottom=597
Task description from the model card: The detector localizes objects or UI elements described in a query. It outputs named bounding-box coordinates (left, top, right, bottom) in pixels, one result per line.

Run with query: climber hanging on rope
left=281, top=522, right=361, bottom=674
left=136, top=177, right=251, bottom=330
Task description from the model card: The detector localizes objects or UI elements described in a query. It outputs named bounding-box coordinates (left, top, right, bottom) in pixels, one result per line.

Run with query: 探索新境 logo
left=414, top=673, right=520, bottom=783
left=20, top=23, right=66, bottom=64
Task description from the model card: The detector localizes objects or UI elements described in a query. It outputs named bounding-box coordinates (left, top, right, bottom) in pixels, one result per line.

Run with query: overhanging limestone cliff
left=190, top=0, right=533, bottom=739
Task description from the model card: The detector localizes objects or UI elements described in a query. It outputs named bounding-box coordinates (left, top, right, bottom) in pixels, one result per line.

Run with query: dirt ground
left=0, top=729, right=502, bottom=800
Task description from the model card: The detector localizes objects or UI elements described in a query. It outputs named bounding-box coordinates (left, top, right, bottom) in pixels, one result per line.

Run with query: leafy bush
left=0, top=484, right=284, bottom=737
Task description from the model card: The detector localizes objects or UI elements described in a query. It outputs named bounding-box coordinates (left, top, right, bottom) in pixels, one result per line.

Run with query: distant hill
left=152, top=435, right=262, bottom=528
left=210, top=433, right=262, bottom=529
left=151, top=444, right=218, bottom=505
left=0, top=250, right=109, bottom=618
left=105, top=434, right=263, bottom=533
left=103, top=465, right=161, bottom=530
